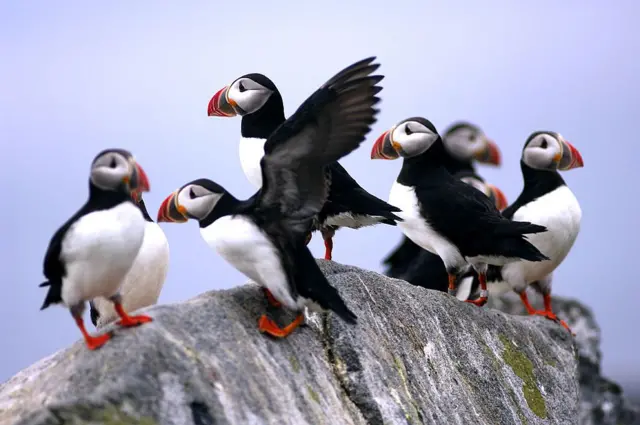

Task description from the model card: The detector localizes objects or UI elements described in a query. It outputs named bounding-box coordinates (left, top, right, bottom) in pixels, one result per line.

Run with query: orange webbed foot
left=465, top=296, right=488, bottom=307
left=85, top=332, right=112, bottom=350
left=117, top=314, right=153, bottom=328
left=258, top=314, right=304, bottom=338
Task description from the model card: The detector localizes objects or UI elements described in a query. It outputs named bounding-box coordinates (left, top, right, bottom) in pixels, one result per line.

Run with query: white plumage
left=200, top=215, right=311, bottom=311
left=387, top=181, right=466, bottom=272
left=498, top=185, right=581, bottom=293
left=91, top=220, right=169, bottom=327
left=239, top=136, right=266, bottom=189
left=60, top=202, right=145, bottom=307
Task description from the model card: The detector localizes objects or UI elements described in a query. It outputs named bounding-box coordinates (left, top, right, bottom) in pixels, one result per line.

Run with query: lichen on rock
left=0, top=261, right=633, bottom=425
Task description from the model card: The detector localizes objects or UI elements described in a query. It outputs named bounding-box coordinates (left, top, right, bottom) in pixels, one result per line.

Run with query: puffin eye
left=189, top=188, right=197, bottom=199
left=468, top=134, right=475, bottom=142
left=540, top=139, right=548, bottom=149
left=238, top=81, right=246, bottom=93
left=109, top=157, right=117, bottom=168
left=405, top=125, right=413, bottom=135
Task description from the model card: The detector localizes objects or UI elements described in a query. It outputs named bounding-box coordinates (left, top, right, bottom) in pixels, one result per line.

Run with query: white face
left=177, top=184, right=223, bottom=220
left=227, top=77, right=274, bottom=115
left=90, top=151, right=133, bottom=192
left=390, top=120, right=439, bottom=157
left=443, top=125, right=486, bottom=161
left=522, top=133, right=563, bottom=170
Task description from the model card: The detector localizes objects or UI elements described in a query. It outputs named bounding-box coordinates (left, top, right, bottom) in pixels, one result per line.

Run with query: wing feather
left=258, top=57, right=383, bottom=235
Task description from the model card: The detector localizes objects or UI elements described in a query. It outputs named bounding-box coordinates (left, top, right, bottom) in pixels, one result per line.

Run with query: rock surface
left=487, top=290, right=640, bottom=425
left=0, top=261, right=585, bottom=425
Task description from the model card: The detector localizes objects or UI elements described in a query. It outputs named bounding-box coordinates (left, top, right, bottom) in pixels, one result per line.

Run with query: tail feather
left=39, top=280, right=62, bottom=310
left=499, top=236, right=550, bottom=262
left=494, top=220, right=547, bottom=237
left=294, top=246, right=357, bottom=324
left=383, top=237, right=422, bottom=277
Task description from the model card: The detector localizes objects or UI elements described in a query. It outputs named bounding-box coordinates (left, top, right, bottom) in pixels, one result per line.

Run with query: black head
left=371, top=117, right=442, bottom=160
left=156, top=178, right=229, bottom=224
left=207, top=72, right=283, bottom=117
left=442, top=121, right=501, bottom=166
left=522, top=131, right=584, bottom=171
left=89, top=149, right=150, bottom=196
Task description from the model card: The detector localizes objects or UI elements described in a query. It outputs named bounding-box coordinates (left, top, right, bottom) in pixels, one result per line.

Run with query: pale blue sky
left=2, top=1, right=638, bottom=395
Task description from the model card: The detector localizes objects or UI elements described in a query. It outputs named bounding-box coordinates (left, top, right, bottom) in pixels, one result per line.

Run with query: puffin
left=89, top=192, right=170, bottom=328
left=157, top=57, right=383, bottom=338
left=382, top=122, right=501, bottom=278
left=370, top=117, right=550, bottom=306
left=39, top=149, right=153, bottom=350
left=207, top=60, right=401, bottom=261
left=468, top=131, right=583, bottom=331
left=401, top=170, right=508, bottom=295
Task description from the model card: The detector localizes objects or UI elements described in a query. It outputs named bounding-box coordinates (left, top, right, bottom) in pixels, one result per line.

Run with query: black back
left=39, top=182, right=132, bottom=309
left=398, top=139, right=547, bottom=262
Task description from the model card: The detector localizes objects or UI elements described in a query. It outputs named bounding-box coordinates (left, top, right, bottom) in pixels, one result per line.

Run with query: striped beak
left=124, top=161, right=150, bottom=193
left=370, top=128, right=400, bottom=160
left=486, top=184, right=508, bottom=211
left=207, top=86, right=238, bottom=117
left=557, top=140, right=584, bottom=170
left=157, top=190, right=188, bottom=223
left=473, top=138, right=501, bottom=166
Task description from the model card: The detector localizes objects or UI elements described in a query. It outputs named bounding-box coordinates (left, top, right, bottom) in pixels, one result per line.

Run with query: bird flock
left=39, top=57, right=584, bottom=350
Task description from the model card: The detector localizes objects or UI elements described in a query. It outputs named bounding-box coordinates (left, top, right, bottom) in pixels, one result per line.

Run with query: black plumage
left=161, top=57, right=385, bottom=336
left=212, top=58, right=401, bottom=260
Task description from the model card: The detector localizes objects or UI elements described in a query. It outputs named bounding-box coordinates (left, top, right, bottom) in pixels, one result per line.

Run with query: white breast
left=501, top=185, right=582, bottom=288
left=61, top=202, right=146, bottom=307
left=388, top=181, right=465, bottom=272
left=200, top=215, right=301, bottom=310
left=92, top=221, right=170, bottom=327
left=239, top=137, right=266, bottom=189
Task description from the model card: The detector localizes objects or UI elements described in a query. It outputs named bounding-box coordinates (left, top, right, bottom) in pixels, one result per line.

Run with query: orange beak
left=558, top=140, right=584, bottom=170
left=487, top=183, right=508, bottom=211
left=157, top=191, right=188, bottom=223
left=474, top=139, right=501, bottom=166
left=207, top=85, right=238, bottom=117
left=370, top=129, right=399, bottom=160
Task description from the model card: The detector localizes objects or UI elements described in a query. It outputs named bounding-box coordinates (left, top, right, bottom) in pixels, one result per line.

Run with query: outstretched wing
left=258, top=57, right=383, bottom=235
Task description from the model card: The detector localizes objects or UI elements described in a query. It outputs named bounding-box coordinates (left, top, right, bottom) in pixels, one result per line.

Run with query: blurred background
left=1, top=0, right=638, bottom=401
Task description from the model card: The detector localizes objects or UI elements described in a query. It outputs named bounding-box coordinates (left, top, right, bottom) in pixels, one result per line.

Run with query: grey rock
left=1, top=261, right=580, bottom=425
left=487, top=289, right=640, bottom=425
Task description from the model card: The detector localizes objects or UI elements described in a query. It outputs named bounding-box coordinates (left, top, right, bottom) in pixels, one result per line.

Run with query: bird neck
left=520, top=160, right=566, bottom=193
left=397, top=139, right=451, bottom=186
left=198, top=192, right=242, bottom=228
left=87, top=183, right=131, bottom=211
left=241, top=94, right=286, bottom=139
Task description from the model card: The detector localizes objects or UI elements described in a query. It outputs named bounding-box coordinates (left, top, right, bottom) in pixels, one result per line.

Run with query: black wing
left=258, top=57, right=383, bottom=236
left=39, top=203, right=91, bottom=309
left=416, top=177, right=547, bottom=259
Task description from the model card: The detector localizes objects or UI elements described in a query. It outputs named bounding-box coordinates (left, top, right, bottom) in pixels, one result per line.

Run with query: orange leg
left=323, top=237, right=333, bottom=261
left=519, top=292, right=572, bottom=333
left=447, top=274, right=457, bottom=295
left=74, top=315, right=111, bottom=350
left=114, top=302, right=153, bottom=328
left=466, top=273, right=488, bottom=306
left=262, top=287, right=282, bottom=308
left=258, top=313, right=305, bottom=338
